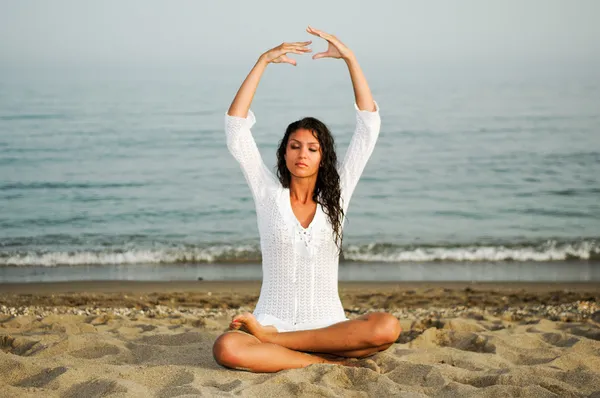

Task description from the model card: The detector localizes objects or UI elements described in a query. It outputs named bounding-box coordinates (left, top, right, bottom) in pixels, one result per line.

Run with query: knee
left=370, top=313, right=402, bottom=346
left=212, top=333, right=243, bottom=369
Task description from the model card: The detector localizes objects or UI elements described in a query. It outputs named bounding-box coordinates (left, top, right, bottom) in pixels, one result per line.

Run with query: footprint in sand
left=138, top=331, right=205, bottom=346
left=63, top=378, right=128, bottom=398
left=165, top=369, right=195, bottom=386
left=410, top=328, right=496, bottom=354
left=15, top=366, right=68, bottom=388
left=0, top=335, right=45, bottom=356
left=70, top=344, right=120, bottom=359
left=158, top=385, right=203, bottom=397
left=559, top=324, right=600, bottom=341
left=205, top=379, right=242, bottom=392
left=122, top=366, right=195, bottom=388
left=135, top=324, right=157, bottom=332
left=539, top=332, right=580, bottom=348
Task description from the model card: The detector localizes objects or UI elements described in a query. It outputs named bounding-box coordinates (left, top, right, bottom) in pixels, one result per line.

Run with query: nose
left=298, top=148, right=309, bottom=159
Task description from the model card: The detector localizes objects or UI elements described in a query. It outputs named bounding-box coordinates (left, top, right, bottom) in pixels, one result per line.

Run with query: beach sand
left=1, top=281, right=599, bottom=397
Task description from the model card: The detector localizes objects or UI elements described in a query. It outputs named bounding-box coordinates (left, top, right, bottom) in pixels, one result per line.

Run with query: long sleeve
left=339, top=100, right=381, bottom=214
left=225, top=109, right=279, bottom=206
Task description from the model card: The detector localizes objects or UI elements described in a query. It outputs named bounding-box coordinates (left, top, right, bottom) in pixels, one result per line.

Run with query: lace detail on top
left=224, top=101, right=381, bottom=328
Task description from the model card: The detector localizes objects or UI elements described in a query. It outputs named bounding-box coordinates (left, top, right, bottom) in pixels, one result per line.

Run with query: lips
left=295, top=162, right=308, bottom=167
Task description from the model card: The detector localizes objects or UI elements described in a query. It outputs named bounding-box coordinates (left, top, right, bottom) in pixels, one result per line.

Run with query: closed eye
left=291, top=146, right=318, bottom=152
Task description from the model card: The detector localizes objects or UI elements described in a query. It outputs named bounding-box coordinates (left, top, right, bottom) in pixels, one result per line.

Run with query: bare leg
left=213, top=330, right=358, bottom=373
left=327, top=342, right=394, bottom=358
left=230, top=311, right=401, bottom=354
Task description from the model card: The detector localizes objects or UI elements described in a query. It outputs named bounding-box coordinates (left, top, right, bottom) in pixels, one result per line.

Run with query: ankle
left=261, top=328, right=279, bottom=345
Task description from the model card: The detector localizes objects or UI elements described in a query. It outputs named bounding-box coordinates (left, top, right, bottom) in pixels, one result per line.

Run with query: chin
left=290, top=168, right=316, bottom=178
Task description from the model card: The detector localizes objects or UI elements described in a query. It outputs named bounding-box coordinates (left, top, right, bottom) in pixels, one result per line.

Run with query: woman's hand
left=259, top=41, right=312, bottom=66
left=306, top=25, right=354, bottom=61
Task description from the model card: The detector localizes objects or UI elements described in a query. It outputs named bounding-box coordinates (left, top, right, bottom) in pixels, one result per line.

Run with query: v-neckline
left=285, top=188, right=320, bottom=230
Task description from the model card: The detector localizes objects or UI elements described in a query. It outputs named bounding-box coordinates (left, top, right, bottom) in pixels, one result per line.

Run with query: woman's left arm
left=306, top=25, right=375, bottom=111
left=344, top=55, right=376, bottom=112
left=307, top=26, right=380, bottom=213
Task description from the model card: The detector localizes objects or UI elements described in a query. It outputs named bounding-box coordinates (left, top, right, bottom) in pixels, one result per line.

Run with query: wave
left=0, top=244, right=261, bottom=267
left=344, top=240, right=599, bottom=262
left=0, top=239, right=598, bottom=267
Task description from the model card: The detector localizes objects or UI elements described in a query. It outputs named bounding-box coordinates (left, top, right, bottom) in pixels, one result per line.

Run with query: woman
left=213, top=26, right=401, bottom=373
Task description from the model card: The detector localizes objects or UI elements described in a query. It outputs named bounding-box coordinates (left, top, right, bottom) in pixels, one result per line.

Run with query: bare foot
left=229, top=312, right=278, bottom=343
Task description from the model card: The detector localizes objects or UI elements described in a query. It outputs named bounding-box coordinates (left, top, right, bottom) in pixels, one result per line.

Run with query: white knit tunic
left=224, top=101, right=381, bottom=332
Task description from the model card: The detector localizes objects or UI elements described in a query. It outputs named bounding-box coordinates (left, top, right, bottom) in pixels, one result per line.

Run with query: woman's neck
left=289, top=176, right=317, bottom=204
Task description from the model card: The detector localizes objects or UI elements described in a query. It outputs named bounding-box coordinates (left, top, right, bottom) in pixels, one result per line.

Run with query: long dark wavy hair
left=276, top=117, right=345, bottom=255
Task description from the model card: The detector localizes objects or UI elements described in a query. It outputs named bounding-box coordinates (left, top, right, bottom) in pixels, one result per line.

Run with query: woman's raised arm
left=227, top=41, right=313, bottom=118
left=306, top=25, right=375, bottom=112
left=225, top=40, right=313, bottom=205
left=306, top=25, right=380, bottom=212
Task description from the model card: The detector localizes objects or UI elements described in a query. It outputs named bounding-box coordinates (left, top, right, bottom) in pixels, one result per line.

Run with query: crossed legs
left=213, top=312, right=401, bottom=373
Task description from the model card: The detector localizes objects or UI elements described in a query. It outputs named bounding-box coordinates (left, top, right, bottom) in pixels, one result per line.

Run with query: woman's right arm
left=226, top=59, right=267, bottom=118
left=225, top=41, right=312, bottom=204
left=227, top=41, right=312, bottom=118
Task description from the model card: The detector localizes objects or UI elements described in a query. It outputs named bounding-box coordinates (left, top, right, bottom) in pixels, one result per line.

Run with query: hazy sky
left=1, top=0, right=599, bottom=73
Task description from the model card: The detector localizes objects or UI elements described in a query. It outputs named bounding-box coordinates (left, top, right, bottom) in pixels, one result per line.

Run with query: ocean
left=1, top=64, right=599, bottom=282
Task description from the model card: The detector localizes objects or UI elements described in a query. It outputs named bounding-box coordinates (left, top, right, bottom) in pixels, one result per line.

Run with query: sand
left=1, top=281, right=599, bottom=397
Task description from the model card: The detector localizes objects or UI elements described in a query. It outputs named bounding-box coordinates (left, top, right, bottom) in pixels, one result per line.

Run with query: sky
left=1, top=0, right=599, bottom=75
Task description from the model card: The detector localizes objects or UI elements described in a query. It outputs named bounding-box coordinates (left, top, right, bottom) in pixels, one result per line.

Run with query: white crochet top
left=224, top=101, right=381, bottom=329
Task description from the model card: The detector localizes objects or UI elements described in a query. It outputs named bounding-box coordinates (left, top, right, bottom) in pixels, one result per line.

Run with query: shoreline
left=2, top=261, right=599, bottom=284
left=1, top=281, right=598, bottom=315
left=2, top=280, right=600, bottom=293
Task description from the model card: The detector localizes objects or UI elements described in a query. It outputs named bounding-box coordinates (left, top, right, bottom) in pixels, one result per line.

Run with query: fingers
left=306, top=27, right=321, bottom=38
left=277, top=48, right=311, bottom=65
left=282, top=40, right=312, bottom=47
left=277, top=43, right=311, bottom=58
left=289, top=47, right=312, bottom=53
left=273, top=54, right=297, bottom=66
left=282, top=55, right=297, bottom=66
left=284, top=49, right=311, bottom=56
left=267, top=39, right=314, bottom=66
left=306, top=25, right=331, bottom=39
left=306, top=25, right=342, bottom=49
left=281, top=44, right=312, bottom=52
left=306, top=26, right=325, bottom=39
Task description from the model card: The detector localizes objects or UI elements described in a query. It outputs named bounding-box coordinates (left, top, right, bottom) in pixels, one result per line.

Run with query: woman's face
left=284, top=128, right=322, bottom=178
